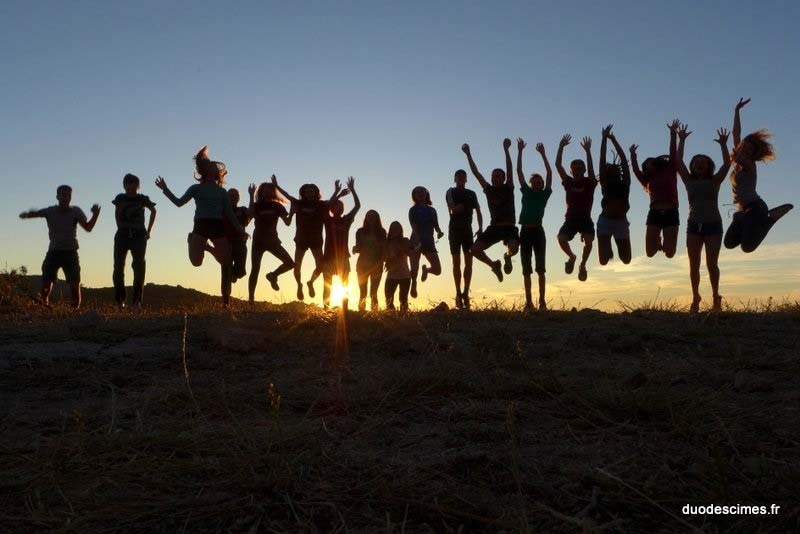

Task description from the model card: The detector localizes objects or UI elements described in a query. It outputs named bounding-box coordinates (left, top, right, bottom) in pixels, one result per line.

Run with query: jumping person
left=445, top=170, right=483, bottom=309
left=597, top=125, right=632, bottom=265
left=112, top=174, right=157, bottom=310
left=272, top=177, right=341, bottom=301
left=19, top=185, right=101, bottom=308
left=247, top=180, right=294, bottom=303
left=408, top=186, right=444, bottom=299
left=312, top=177, right=360, bottom=309
left=224, top=188, right=251, bottom=283
left=723, top=98, right=793, bottom=253
left=677, top=124, right=731, bottom=312
left=384, top=221, right=412, bottom=312
left=555, top=134, right=597, bottom=281
left=353, top=209, right=386, bottom=311
left=155, top=146, right=245, bottom=305
left=461, top=138, right=519, bottom=282
left=631, top=119, right=681, bottom=258
left=516, top=138, right=552, bottom=310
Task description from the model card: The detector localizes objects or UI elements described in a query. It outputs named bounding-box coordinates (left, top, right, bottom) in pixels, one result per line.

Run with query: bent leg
left=662, top=226, right=679, bottom=258
left=423, top=251, right=442, bottom=276
left=645, top=225, right=662, bottom=257
left=615, top=238, right=632, bottom=264
left=597, top=235, right=613, bottom=265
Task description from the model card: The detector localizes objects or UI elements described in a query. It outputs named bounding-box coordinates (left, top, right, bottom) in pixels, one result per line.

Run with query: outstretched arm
left=503, top=138, right=512, bottom=185
left=733, top=97, right=749, bottom=148
left=581, top=136, right=595, bottom=180
left=345, top=177, right=360, bottom=218
left=713, top=128, right=732, bottom=184
left=79, top=205, right=101, bottom=232
left=555, top=134, right=572, bottom=182
left=19, top=208, right=46, bottom=219
left=271, top=175, right=298, bottom=204
left=516, top=138, right=527, bottom=188
left=155, top=176, right=194, bottom=207
left=630, top=145, right=646, bottom=188
left=461, top=144, right=488, bottom=188
left=607, top=134, right=629, bottom=185
left=676, top=123, right=692, bottom=182
left=536, top=143, right=552, bottom=190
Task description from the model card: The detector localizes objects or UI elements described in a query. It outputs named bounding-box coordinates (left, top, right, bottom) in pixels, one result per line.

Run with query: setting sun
left=329, top=276, right=350, bottom=308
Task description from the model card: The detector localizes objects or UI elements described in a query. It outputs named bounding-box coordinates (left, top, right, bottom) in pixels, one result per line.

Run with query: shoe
left=712, top=295, right=722, bottom=312
left=266, top=272, right=280, bottom=291
left=565, top=257, right=576, bottom=274
left=491, top=260, right=503, bottom=282
left=578, top=264, right=588, bottom=282
left=503, top=253, right=513, bottom=274
left=421, top=265, right=428, bottom=282
left=410, top=280, right=418, bottom=298
left=307, top=280, right=316, bottom=298
left=455, top=293, right=463, bottom=309
left=462, top=292, right=471, bottom=310
left=689, top=296, right=701, bottom=313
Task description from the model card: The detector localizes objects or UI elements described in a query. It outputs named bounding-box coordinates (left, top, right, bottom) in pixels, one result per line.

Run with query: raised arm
left=344, top=177, right=360, bottom=218
left=555, top=134, right=572, bottom=182
left=607, top=134, right=629, bottom=185
left=503, top=138, right=512, bottom=185
left=328, top=179, right=344, bottom=204
left=516, top=138, right=527, bottom=188
left=733, top=97, right=750, bottom=148
left=676, top=123, right=692, bottom=182
left=581, top=136, right=595, bottom=180
left=246, top=183, right=257, bottom=217
left=668, top=119, right=680, bottom=166
left=461, top=144, right=488, bottom=188
left=599, top=125, right=612, bottom=184
left=154, top=176, right=193, bottom=207
left=712, top=128, right=732, bottom=184
left=535, top=143, right=552, bottom=190
left=630, top=144, right=645, bottom=188
left=79, top=205, right=101, bottom=232
left=272, top=175, right=299, bottom=205
left=19, top=208, right=46, bottom=219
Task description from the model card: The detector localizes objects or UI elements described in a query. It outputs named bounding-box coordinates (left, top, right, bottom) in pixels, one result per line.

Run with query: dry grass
left=1, top=296, right=799, bottom=532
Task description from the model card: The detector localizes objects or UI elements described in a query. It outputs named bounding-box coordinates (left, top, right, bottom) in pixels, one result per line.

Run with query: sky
left=1, top=0, right=798, bottom=310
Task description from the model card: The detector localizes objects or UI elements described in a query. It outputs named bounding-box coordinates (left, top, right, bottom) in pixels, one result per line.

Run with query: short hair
left=411, top=186, right=432, bottom=206
left=123, top=173, right=140, bottom=185
left=454, top=169, right=467, bottom=179
left=57, top=185, right=72, bottom=194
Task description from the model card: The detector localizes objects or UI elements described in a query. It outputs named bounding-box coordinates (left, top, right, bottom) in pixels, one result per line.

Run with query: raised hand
left=461, top=143, right=471, bottom=155
left=580, top=136, right=592, bottom=150
left=736, top=97, right=751, bottom=110
left=678, top=123, right=692, bottom=140
left=629, top=144, right=639, bottom=155
left=248, top=183, right=256, bottom=197
left=668, top=119, right=681, bottom=132
left=155, top=176, right=167, bottom=190
left=90, top=204, right=101, bottom=215
left=346, top=176, right=355, bottom=190
left=270, top=174, right=278, bottom=185
left=503, top=138, right=512, bottom=150
left=559, top=134, right=572, bottom=147
left=715, top=127, right=730, bottom=145
left=517, top=138, right=526, bottom=151
left=602, top=124, right=614, bottom=138
left=535, top=142, right=546, bottom=154
left=333, top=179, right=342, bottom=194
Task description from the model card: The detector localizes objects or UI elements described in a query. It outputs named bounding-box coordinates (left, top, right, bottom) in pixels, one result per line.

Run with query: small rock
left=433, top=302, right=449, bottom=312
left=733, top=371, right=774, bottom=393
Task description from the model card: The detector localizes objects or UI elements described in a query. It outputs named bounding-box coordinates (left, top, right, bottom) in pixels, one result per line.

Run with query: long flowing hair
left=194, top=145, right=227, bottom=184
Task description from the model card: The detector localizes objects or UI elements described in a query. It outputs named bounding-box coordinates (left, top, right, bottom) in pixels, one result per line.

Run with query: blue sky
left=1, top=0, right=798, bottom=308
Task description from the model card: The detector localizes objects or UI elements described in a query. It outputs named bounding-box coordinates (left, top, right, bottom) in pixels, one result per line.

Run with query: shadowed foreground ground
left=1, top=306, right=798, bottom=533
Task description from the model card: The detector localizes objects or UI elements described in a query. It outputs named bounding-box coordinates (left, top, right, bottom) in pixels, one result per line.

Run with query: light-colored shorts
left=596, top=215, right=630, bottom=240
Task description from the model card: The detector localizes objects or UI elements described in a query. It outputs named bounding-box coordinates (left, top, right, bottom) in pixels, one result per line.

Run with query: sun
left=329, top=276, right=350, bottom=307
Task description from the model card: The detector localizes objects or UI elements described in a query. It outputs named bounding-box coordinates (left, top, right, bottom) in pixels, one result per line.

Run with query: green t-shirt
left=113, top=193, right=155, bottom=229
left=519, top=186, right=551, bottom=226
left=164, top=182, right=231, bottom=220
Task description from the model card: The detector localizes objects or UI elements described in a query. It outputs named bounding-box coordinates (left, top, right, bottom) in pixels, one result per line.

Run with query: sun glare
left=329, top=276, right=349, bottom=307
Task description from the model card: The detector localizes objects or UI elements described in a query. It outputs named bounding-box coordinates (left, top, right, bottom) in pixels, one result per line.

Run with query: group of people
left=20, top=99, right=793, bottom=312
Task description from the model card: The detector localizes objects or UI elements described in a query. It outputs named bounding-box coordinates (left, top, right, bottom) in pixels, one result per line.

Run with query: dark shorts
left=646, top=207, right=680, bottom=229
left=477, top=225, right=519, bottom=247
left=448, top=226, right=474, bottom=256
left=42, top=250, right=80, bottom=284
left=193, top=218, right=226, bottom=239
left=295, top=233, right=324, bottom=252
left=520, top=226, right=546, bottom=275
left=558, top=217, right=595, bottom=241
left=687, top=220, right=723, bottom=236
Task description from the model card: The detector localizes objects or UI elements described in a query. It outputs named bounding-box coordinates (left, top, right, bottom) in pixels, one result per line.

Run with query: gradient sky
left=2, top=0, right=798, bottom=309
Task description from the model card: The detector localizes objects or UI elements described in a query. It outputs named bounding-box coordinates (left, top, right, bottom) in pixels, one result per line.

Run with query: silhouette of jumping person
left=224, top=188, right=251, bottom=284
left=597, top=125, right=632, bottom=266
left=445, top=170, right=483, bottom=309
left=408, top=186, right=443, bottom=299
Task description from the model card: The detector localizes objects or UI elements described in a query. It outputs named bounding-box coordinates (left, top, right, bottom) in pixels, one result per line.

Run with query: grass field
left=1, top=277, right=799, bottom=532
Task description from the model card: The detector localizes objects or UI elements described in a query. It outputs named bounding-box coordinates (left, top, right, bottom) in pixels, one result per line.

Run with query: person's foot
left=358, top=299, right=366, bottom=312
left=503, top=253, right=513, bottom=274
left=690, top=295, right=702, bottom=313
left=578, top=263, right=588, bottom=282
left=491, top=260, right=504, bottom=282
left=712, top=295, right=723, bottom=312
left=371, top=297, right=379, bottom=311
left=524, top=300, right=534, bottom=312
left=455, top=292, right=463, bottom=309
left=538, top=300, right=547, bottom=311
left=117, top=301, right=126, bottom=310
left=400, top=303, right=409, bottom=313
left=421, top=265, right=429, bottom=282
left=131, top=302, right=142, bottom=314
left=296, top=284, right=304, bottom=301
left=222, top=295, right=231, bottom=307
left=187, top=232, right=193, bottom=244
left=410, top=279, right=418, bottom=298
left=307, top=280, right=316, bottom=298
left=266, top=272, right=280, bottom=291
left=768, top=203, right=793, bottom=223
left=462, top=292, right=471, bottom=310
left=565, top=256, right=576, bottom=274
left=386, top=302, right=396, bottom=310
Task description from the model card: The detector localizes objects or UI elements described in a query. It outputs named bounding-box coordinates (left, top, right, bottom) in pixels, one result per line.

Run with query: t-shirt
left=483, top=182, right=515, bottom=225
left=384, top=237, right=412, bottom=279
left=43, top=206, right=87, bottom=251
left=224, top=206, right=250, bottom=241
left=295, top=200, right=327, bottom=240
left=323, top=213, right=355, bottom=261
left=519, top=186, right=551, bottom=226
left=355, top=227, right=386, bottom=266
left=600, top=178, right=630, bottom=219
left=563, top=178, right=597, bottom=220
left=112, top=193, right=155, bottom=229
left=408, top=205, right=439, bottom=241
left=445, top=187, right=479, bottom=230
left=685, top=179, right=722, bottom=224
left=252, top=200, right=288, bottom=242
left=730, top=165, right=760, bottom=208
left=164, top=182, right=231, bottom=220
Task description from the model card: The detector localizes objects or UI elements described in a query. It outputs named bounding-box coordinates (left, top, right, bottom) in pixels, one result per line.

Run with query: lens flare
left=329, top=276, right=349, bottom=308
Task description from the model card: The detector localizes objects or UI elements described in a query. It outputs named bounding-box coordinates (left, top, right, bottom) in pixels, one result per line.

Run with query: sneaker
left=421, top=265, right=429, bottom=282
left=578, top=264, right=588, bottom=282
left=266, top=272, right=280, bottom=291
left=565, top=257, right=576, bottom=274
left=410, top=279, right=418, bottom=299
left=491, top=260, right=504, bottom=282
left=307, top=280, right=316, bottom=298
left=462, top=293, right=471, bottom=310
left=503, top=253, right=513, bottom=274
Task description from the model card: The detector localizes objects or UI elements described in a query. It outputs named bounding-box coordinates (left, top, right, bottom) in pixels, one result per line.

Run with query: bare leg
left=578, top=234, right=593, bottom=281
left=189, top=233, right=207, bottom=266
left=422, top=251, right=441, bottom=276
left=451, top=253, right=462, bottom=296
left=645, top=225, right=662, bottom=257
left=68, top=282, right=81, bottom=309
left=558, top=235, right=576, bottom=273
left=369, top=270, right=382, bottom=309
left=537, top=272, right=546, bottom=309
left=307, top=246, right=324, bottom=298
left=523, top=273, right=532, bottom=309
left=597, top=235, right=613, bottom=265
left=293, top=247, right=307, bottom=300
left=705, top=234, right=722, bottom=310
left=661, top=226, right=679, bottom=258
left=463, top=251, right=473, bottom=295
left=249, top=247, right=265, bottom=302
left=687, top=233, right=703, bottom=312
left=210, top=237, right=232, bottom=304
left=615, top=238, right=632, bottom=264
left=40, top=280, right=54, bottom=306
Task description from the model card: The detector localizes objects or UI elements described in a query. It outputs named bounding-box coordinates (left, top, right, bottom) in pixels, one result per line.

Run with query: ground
left=1, top=300, right=798, bottom=533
